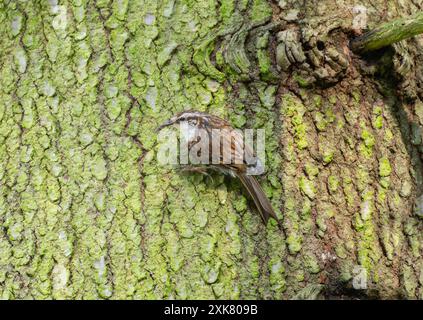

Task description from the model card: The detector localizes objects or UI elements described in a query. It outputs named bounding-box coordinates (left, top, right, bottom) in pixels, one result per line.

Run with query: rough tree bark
left=0, top=0, right=422, bottom=299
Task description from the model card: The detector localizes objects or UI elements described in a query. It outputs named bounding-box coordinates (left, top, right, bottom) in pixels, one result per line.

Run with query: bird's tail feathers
left=237, top=173, right=279, bottom=225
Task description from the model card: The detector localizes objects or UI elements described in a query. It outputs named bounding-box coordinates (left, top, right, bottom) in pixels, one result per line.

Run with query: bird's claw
left=179, top=166, right=214, bottom=183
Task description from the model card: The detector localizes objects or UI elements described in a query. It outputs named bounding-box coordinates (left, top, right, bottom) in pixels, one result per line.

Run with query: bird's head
left=156, top=110, right=208, bottom=132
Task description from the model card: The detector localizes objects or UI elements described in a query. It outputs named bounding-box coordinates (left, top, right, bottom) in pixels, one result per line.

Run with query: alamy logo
left=352, top=265, right=367, bottom=290
left=52, top=5, right=67, bottom=31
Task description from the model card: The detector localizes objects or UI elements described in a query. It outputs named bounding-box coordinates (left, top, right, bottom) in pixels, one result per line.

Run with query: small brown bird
left=157, top=110, right=279, bottom=225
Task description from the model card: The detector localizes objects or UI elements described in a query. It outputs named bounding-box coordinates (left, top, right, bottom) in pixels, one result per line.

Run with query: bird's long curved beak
left=156, top=118, right=176, bottom=132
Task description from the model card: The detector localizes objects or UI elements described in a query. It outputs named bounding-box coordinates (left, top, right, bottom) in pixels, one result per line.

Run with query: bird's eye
left=188, top=118, right=198, bottom=126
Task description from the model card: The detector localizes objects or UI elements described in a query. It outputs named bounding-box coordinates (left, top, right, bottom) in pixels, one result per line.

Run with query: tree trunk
left=0, top=0, right=422, bottom=299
